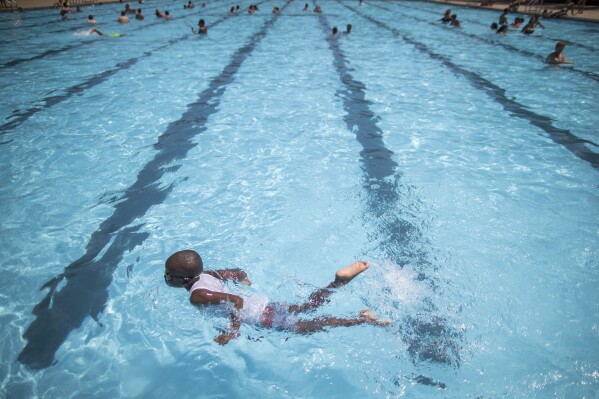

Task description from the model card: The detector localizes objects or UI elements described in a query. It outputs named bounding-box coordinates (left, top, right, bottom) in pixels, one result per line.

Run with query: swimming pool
left=1, top=0, right=598, bottom=396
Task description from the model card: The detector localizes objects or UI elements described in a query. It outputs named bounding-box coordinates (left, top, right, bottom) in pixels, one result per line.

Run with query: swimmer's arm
left=214, top=313, right=241, bottom=345
left=190, top=288, right=244, bottom=309
left=191, top=27, right=197, bottom=34
left=207, top=269, right=251, bottom=285
left=561, top=57, right=574, bottom=64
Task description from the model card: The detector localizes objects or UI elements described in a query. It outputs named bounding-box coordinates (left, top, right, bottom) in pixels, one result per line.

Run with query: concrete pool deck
left=2, top=0, right=598, bottom=23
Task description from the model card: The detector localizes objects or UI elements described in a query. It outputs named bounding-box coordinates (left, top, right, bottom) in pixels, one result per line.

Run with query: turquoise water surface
left=0, top=0, right=598, bottom=397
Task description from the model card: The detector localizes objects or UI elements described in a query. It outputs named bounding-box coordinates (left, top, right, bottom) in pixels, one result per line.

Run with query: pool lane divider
left=315, top=2, right=463, bottom=370
left=375, top=1, right=599, bottom=83
left=17, top=0, right=291, bottom=370
left=343, top=2, right=599, bottom=169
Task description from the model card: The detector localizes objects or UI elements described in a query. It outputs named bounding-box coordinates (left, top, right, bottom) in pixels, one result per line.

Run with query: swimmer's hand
left=214, top=332, right=239, bottom=345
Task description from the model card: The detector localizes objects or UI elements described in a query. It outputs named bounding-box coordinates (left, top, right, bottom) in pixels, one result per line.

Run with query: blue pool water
left=1, top=0, right=598, bottom=397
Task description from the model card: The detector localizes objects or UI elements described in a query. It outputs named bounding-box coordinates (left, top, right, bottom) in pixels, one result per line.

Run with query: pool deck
left=1, top=0, right=598, bottom=23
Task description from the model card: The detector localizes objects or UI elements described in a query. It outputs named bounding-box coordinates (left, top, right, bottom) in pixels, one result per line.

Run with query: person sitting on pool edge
left=163, top=249, right=390, bottom=345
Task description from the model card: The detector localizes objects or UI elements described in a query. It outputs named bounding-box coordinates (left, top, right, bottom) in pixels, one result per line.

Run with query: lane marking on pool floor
left=315, top=1, right=463, bottom=369
left=17, top=0, right=292, bottom=370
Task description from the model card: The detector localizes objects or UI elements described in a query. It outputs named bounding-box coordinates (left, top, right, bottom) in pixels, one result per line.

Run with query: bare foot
left=335, top=261, right=370, bottom=283
left=360, top=309, right=391, bottom=327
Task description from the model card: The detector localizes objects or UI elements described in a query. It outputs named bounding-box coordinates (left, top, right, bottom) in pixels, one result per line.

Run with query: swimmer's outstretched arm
left=206, top=269, right=251, bottom=285
left=190, top=289, right=244, bottom=344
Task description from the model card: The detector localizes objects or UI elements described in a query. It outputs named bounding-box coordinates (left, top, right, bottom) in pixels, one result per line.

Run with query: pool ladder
left=524, top=0, right=544, bottom=13
left=0, top=0, right=21, bottom=11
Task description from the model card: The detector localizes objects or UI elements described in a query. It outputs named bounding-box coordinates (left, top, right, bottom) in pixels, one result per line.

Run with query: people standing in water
left=117, top=11, right=129, bottom=23
left=135, top=8, right=144, bottom=20
left=163, top=250, right=389, bottom=345
left=545, top=41, right=574, bottom=64
left=345, top=24, right=352, bottom=34
left=192, top=18, right=207, bottom=34
left=511, top=17, right=524, bottom=27
left=440, top=8, right=452, bottom=23
left=491, top=22, right=508, bottom=34
left=521, top=15, right=544, bottom=34
left=499, top=8, right=509, bottom=25
left=87, top=14, right=96, bottom=23
left=450, top=14, right=461, bottom=28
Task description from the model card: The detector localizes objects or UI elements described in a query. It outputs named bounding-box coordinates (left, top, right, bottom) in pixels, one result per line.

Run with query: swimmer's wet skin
left=163, top=250, right=390, bottom=345
left=334, top=260, right=370, bottom=283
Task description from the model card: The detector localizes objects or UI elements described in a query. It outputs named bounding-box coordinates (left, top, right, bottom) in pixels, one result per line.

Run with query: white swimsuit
left=189, top=273, right=228, bottom=294
left=189, top=273, right=269, bottom=325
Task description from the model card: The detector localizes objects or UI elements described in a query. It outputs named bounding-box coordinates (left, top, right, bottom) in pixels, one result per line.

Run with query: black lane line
left=373, top=1, right=599, bottom=83
left=1, top=41, right=94, bottom=68
left=345, top=2, right=599, bottom=169
left=316, top=3, right=463, bottom=370
left=17, top=0, right=290, bottom=370
left=0, top=14, right=233, bottom=136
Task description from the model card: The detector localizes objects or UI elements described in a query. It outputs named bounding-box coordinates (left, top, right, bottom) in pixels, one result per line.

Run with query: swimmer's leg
left=294, top=309, right=390, bottom=334
left=334, top=261, right=370, bottom=284
left=288, top=261, right=370, bottom=314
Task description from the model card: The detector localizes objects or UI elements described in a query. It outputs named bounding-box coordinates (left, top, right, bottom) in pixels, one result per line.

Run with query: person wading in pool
left=164, top=250, right=389, bottom=345
left=192, top=18, right=207, bottom=34
left=545, top=41, right=574, bottom=64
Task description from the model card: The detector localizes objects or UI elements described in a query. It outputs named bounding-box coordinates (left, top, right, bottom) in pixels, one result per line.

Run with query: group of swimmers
left=441, top=8, right=574, bottom=65
left=440, top=9, right=462, bottom=28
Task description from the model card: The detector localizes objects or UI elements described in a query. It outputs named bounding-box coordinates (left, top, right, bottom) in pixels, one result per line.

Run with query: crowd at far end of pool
left=58, top=0, right=576, bottom=64
left=439, top=5, right=576, bottom=64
